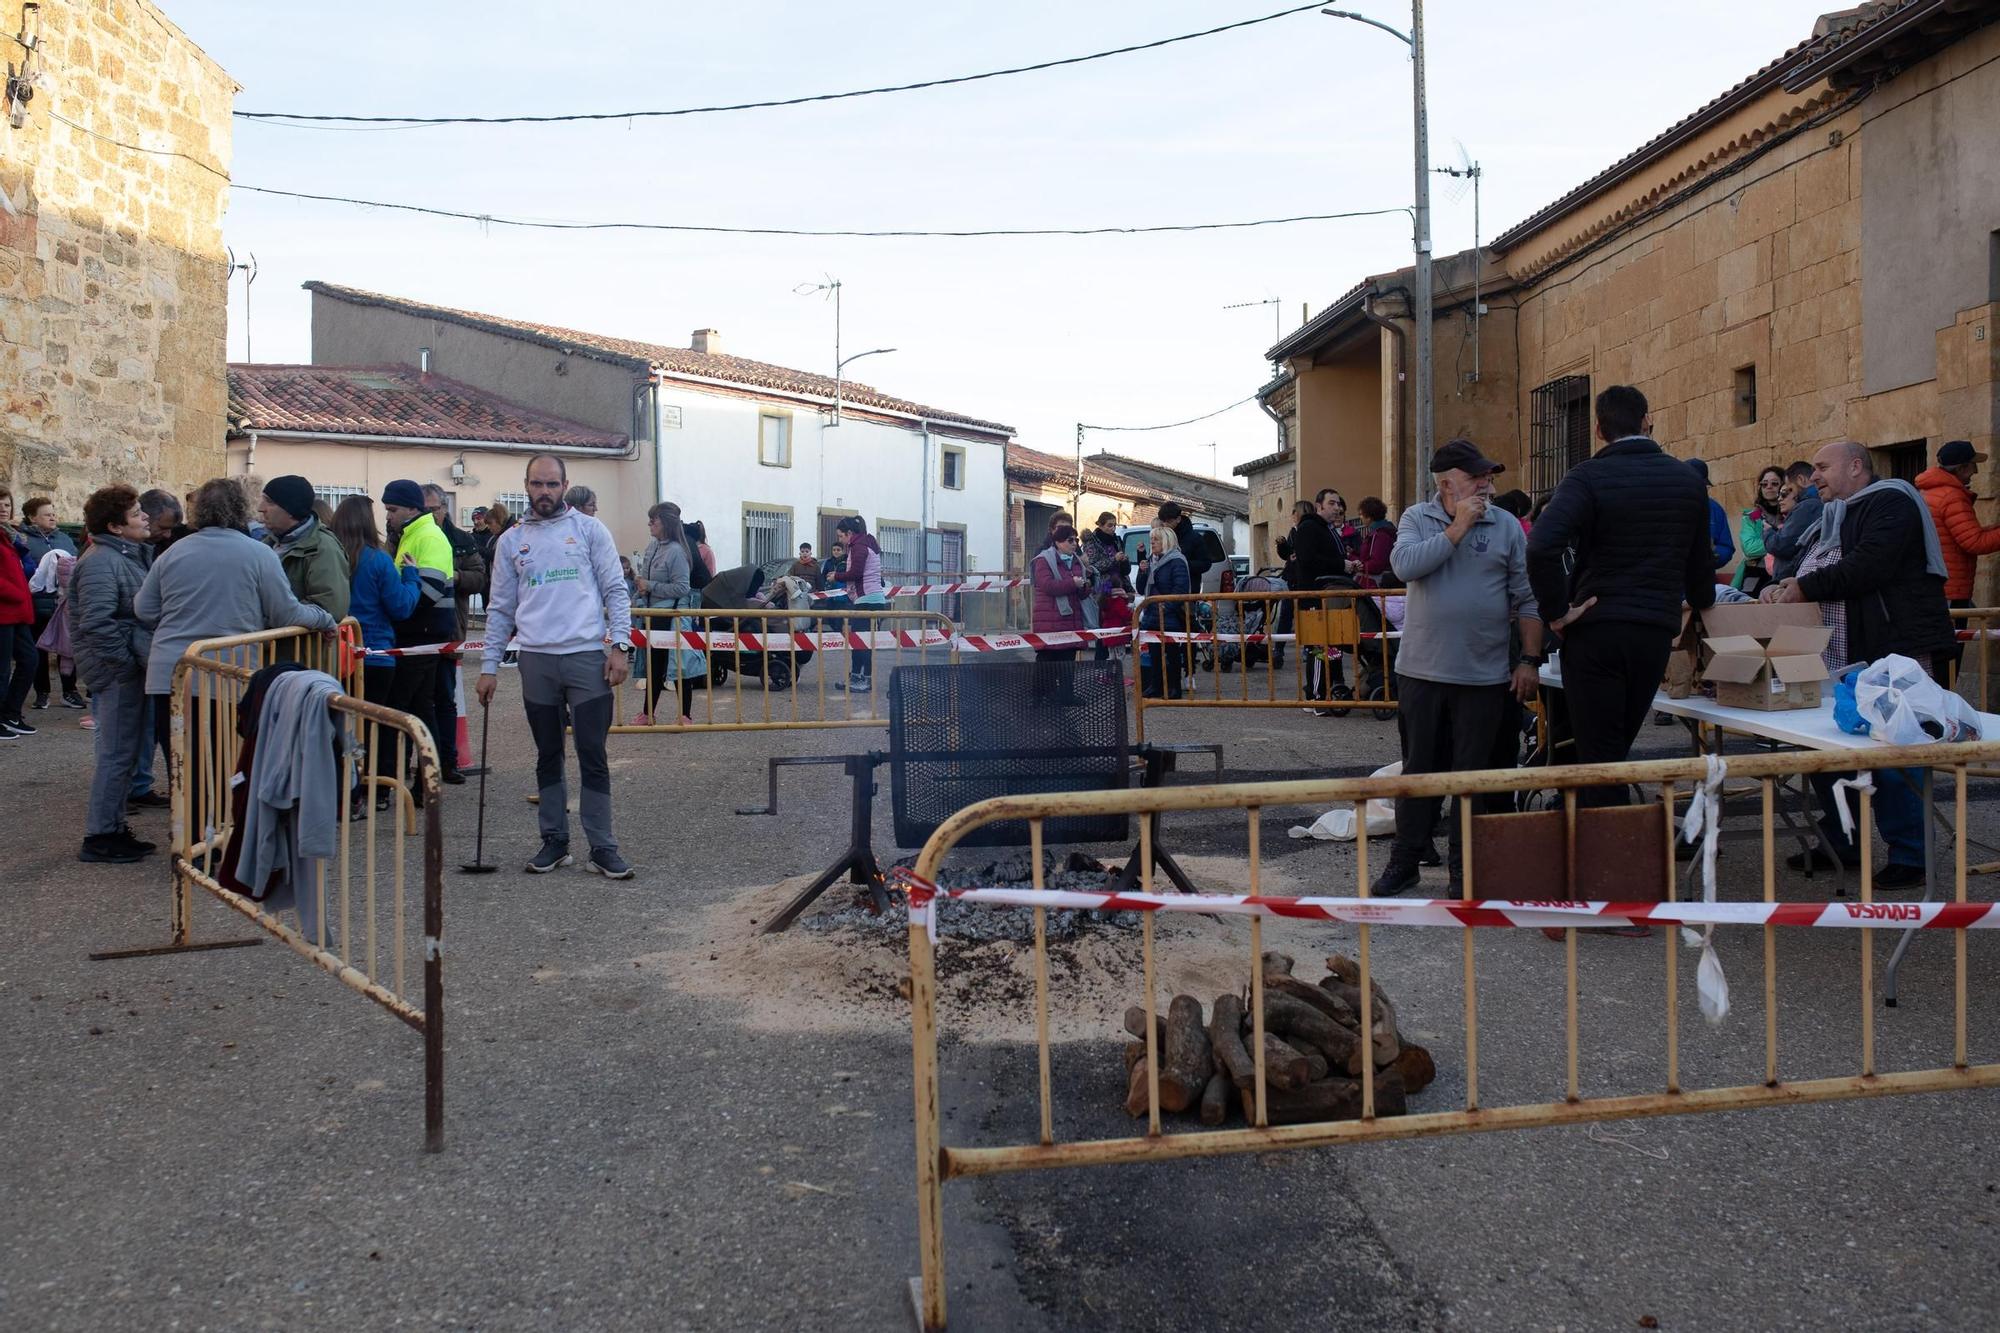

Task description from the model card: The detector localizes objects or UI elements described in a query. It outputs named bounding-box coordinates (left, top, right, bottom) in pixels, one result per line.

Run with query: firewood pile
left=1118, top=951, right=1436, bottom=1126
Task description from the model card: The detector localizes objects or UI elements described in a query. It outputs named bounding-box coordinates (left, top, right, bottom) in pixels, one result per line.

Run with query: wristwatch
left=1517, top=653, right=1545, bottom=668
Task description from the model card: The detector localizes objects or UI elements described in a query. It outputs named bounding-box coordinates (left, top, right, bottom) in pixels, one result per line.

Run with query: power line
left=233, top=185, right=1409, bottom=239
left=234, top=3, right=1325, bottom=128
left=1082, top=397, right=1258, bottom=432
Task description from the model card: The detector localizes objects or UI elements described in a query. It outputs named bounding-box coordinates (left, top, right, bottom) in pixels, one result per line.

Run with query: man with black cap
left=1528, top=385, right=1715, bottom=805
left=1915, top=439, right=2000, bottom=610
left=1372, top=438, right=1544, bottom=895
left=1687, top=458, right=1735, bottom=575
left=259, top=475, right=350, bottom=620
left=381, top=478, right=458, bottom=783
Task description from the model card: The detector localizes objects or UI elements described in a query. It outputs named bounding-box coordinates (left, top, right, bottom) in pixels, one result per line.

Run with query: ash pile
left=800, top=851, right=1140, bottom=945
left=1120, top=951, right=1437, bottom=1126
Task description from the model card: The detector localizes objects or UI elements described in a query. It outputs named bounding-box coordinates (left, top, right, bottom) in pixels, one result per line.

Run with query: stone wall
left=0, top=0, right=233, bottom=514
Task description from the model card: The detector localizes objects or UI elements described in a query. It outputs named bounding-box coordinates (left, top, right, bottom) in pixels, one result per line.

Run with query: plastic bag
left=1853, top=654, right=1982, bottom=745
left=1289, top=762, right=1399, bottom=841
left=1830, top=663, right=1870, bottom=736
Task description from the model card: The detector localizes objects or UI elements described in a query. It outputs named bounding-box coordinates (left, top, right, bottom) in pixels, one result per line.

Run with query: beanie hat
left=263, top=474, right=316, bottom=522
left=381, top=479, right=426, bottom=509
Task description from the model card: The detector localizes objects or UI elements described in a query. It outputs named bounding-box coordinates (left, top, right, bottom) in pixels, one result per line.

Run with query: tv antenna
left=1433, top=142, right=1483, bottom=383
left=226, top=247, right=259, bottom=362
left=1223, top=296, right=1283, bottom=345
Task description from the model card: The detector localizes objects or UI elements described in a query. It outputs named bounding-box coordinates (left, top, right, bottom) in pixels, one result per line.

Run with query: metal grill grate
left=1529, top=374, right=1592, bottom=500
left=888, top=661, right=1131, bottom=848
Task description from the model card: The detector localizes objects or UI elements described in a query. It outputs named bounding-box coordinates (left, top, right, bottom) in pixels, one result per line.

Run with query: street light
left=1323, top=4, right=1433, bottom=484
left=833, top=347, right=896, bottom=426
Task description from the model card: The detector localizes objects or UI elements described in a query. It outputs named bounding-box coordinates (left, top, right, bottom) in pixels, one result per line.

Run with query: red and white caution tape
left=375, top=624, right=1401, bottom=657
left=809, top=576, right=1028, bottom=601
left=951, top=628, right=1134, bottom=652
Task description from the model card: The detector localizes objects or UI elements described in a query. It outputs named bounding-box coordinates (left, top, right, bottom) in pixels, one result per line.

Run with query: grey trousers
left=518, top=650, right=617, bottom=852
left=87, top=676, right=147, bottom=836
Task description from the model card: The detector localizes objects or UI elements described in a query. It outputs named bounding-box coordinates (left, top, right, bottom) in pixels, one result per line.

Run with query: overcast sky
left=172, top=0, right=1835, bottom=478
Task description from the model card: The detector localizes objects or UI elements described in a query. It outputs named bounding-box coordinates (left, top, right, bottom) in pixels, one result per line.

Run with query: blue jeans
left=1810, top=768, right=1926, bottom=868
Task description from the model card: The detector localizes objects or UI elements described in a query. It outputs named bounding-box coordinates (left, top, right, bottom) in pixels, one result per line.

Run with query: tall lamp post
left=834, top=347, right=896, bottom=426
left=1323, top=3, right=1432, bottom=481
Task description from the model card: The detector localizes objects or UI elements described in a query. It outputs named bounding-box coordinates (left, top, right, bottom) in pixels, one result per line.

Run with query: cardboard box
left=1693, top=601, right=1827, bottom=679
left=1702, top=623, right=1833, bottom=710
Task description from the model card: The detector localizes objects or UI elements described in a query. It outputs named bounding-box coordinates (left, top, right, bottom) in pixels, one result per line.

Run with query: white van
left=1116, top=522, right=1229, bottom=593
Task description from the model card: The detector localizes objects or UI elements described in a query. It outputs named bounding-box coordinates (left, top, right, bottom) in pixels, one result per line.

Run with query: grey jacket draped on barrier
left=235, top=670, right=349, bottom=943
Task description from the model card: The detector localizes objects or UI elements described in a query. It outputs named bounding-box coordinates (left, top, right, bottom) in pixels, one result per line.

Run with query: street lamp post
left=1323, top=3, right=1433, bottom=482
left=834, top=347, right=896, bottom=426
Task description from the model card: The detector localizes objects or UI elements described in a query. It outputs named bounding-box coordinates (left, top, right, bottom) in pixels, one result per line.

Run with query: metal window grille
left=313, top=485, right=366, bottom=510
left=491, top=491, right=529, bottom=520
left=743, top=506, right=792, bottom=569
left=1529, top=374, right=1592, bottom=500
left=1871, top=440, right=1927, bottom=483
left=879, top=522, right=923, bottom=576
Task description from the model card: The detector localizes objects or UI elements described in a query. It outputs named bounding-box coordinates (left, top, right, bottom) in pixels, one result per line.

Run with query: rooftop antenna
left=226, top=247, right=259, bottom=362
left=1223, top=296, right=1283, bottom=346
left=1434, top=142, right=1482, bottom=383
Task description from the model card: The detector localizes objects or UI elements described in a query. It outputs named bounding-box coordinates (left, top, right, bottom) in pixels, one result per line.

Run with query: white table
left=1538, top=664, right=2000, bottom=1004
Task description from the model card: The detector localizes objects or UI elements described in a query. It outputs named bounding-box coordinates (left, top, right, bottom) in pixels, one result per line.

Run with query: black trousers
left=387, top=657, right=440, bottom=776
left=430, top=651, right=460, bottom=772
left=1560, top=621, right=1673, bottom=808
left=1391, top=675, right=1512, bottom=862
left=1142, top=642, right=1184, bottom=698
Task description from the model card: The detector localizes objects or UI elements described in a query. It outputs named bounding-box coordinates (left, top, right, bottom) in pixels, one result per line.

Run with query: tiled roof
left=228, top=364, right=629, bottom=450
left=1232, top=447, right=1294, bottom=478
left=304, top=282, right=1013, bottom=436
left=1782, top=0, right=1994, bottom=90
left=1088, top=452, right=1249, bottom=502
left=1005, top=444, right=1222, bottom=515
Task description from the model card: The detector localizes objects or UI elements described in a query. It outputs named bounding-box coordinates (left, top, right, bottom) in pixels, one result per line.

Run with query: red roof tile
left=304, top=282, right=1013, bottom=436
left=228, top=364, right=629, bottom=450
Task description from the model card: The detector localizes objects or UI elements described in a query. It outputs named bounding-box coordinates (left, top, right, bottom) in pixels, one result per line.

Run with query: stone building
left=0, top=0, right=235, bottom=509
left=1265, top=0, right=2000, bottom=547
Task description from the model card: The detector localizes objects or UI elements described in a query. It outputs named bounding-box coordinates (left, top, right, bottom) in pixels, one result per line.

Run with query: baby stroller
left=1353, top=590, right=1402, bottom=720
left=1227, top=572, right=1284, bottom=672
left=702, top=564, right=817, bottom=692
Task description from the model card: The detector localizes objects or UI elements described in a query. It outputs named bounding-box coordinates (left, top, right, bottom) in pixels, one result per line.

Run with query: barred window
left=491, top=491, right=529, bottom=521
left=1528, top=374, right=1592, bottom=500
left=743, top=505, right=793, bottom=570
left=877, top=520, right=923, bottom=577
left=313, top=485, right=366, bottom=510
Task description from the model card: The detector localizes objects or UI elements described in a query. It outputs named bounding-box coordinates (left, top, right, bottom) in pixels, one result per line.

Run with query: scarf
left=1813, top=479, right=1946, bottom=579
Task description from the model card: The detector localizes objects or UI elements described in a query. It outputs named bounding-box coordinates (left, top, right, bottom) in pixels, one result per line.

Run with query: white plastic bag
left=1853, top=654, right=1982, bottom=746
left=1289, top=762, right=1399, bottom=841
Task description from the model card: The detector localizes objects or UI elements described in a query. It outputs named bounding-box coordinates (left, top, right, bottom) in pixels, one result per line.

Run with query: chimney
left=691, top=328, right=721, bottom=355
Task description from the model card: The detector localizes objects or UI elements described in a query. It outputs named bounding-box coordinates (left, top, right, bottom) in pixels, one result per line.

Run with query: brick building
left=0, top=0, right=235, bottom=508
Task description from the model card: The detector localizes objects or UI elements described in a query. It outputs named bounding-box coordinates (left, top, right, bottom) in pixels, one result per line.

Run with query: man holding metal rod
left=1372, top=439, right=1545, bottom=897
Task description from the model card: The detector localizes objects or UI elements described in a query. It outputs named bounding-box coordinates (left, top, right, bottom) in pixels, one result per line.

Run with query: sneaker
left=31, top=693, right=49, bottom=710
left=630, top=712, right=653, bottom=726
left=587, top=847, right=635, bottom=880
left=1370, top=857, right=1423, bottom=898
left=526, top=840, right=572, bottom=874
left=2, top=716, right=36, bottom=736
left=1873, top=862, right=1925, bottom=892
left=835, top=675, right=872, bottom=694
left=114, top=824, right=158, bottom=855
left=1654, top=710, right=1676, bottom=726
left=1786, top=845, right=1857, bottom=873
left=79, top=714, right=95, bottom=730
left=62, top=691, right=87, bottom=709
left=679, top=715, right=694, bottom=726
left=79, top=833, right=147, bottom=864
left=440, top=770, right=466, bottom=786
left=127, top=791, right=172, bottom=811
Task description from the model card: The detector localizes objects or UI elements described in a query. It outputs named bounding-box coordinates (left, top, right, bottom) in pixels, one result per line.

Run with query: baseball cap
left=1430, top=438, right=1504, bottom=476
left=1687, top=458, right=1713, bottom=485
left=1939, top=440, right=1986, bottom=468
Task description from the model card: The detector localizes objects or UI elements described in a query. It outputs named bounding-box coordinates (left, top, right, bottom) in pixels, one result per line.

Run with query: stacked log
left=1115, top=951, right=1435, bottom=1127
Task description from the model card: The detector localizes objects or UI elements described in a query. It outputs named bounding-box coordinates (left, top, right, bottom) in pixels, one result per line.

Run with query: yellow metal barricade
left=1132, top=588, right=1401, bottom=740
left=115, top=625, right=447, bottom=1149
left=618, top=606, right=958, bottom=733
left=903, top=742, right=2000, bottom=1328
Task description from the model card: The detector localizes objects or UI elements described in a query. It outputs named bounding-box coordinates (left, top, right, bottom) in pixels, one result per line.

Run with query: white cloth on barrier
left=1678, top=753, right=1731, bottom=1024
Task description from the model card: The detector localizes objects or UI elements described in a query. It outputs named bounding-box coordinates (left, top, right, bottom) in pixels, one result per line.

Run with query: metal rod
left=1460, top=794, right=1478, bottom=1111
left=1564, top=788, right=1579, bottom=1103
left=1956, top=766, right=1968, bottom=1069
left=1031, top=819, right=1053, bottom=1147
left=1357, top=798, right=1375, bottom=1119
left=1249, top=808, right=1267, bottom=1128
left=1861, top=788, right=1875, bottom=1075
left=1662, top=781, right=1678, bottom=1095
left=1764, top=778, right=1779, bottom=1085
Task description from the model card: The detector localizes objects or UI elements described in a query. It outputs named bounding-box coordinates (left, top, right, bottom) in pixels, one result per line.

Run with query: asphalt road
left=3, top=662, right=1996, bottom=1331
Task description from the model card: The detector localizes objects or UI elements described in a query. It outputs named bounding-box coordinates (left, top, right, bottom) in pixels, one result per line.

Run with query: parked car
left=1117, top=522, right=1229, bottom=593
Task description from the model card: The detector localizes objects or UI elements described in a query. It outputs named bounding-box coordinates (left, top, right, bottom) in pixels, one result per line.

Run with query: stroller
left=1353, top=590, right=1402, bottom=720
left=1223, top=572, right=1284, bottom=672
left=702, top=562, right=817, bottom=692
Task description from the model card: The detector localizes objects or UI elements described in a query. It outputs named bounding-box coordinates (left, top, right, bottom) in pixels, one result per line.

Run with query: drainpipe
left=1362, top=294, right=1410, bottom=510
left=646, top=375, right=665, bottom=503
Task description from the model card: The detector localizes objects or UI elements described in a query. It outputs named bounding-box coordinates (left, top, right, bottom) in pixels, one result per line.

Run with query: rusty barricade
left=1949, top=606, right=2000, bottom=717
left=1132, top=588, right=1401, bottom=741
left=901, top=742, right=2000, bottom=1328
left=101, top=624, right=445, bottom=1150
left=617, top=606, right=959, bottom=733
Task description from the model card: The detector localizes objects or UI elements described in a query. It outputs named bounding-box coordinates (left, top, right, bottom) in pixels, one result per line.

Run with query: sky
left=169, top=0, right=1837, bottom=479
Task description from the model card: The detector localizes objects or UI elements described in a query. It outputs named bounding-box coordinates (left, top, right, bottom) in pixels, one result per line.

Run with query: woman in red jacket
left=0, top=487, right=39, bottom=736
left=1030, top=524, right=1089, bottom=662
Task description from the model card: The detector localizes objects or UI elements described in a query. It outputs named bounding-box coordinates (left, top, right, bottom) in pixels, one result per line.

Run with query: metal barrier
left=141, top=625, right=444, bottom=1150
left=617, top=606, right=958, bottom=733
left=1948, top=606, right=1999, bottom=716
left=903, top=742, right=2000, bottom=1328
left=1132, top=588, right=1401, bottom=741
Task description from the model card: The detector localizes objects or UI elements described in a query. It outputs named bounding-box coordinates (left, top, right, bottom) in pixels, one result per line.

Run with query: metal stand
left=1111, top=745, right=1224, bottom=896
left=741, top=754, right=890, bottom=933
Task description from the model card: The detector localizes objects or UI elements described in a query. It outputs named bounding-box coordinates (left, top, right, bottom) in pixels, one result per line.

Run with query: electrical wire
left=1082, top=396, right=1258, bottom=432
left=234, top=3, right=1326, bottom=127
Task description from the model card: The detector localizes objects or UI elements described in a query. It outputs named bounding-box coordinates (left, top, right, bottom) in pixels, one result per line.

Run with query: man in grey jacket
left=71, top=485, right=157, bottom=864
left=1373, top=440, right=1549, bottom=896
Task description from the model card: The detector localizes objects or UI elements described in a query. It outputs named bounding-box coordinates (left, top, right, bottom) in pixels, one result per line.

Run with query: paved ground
left=4, top=657, right=1997, bottom=1332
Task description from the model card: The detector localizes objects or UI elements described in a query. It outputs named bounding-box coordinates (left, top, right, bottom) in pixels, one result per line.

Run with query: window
left=878, top=520, right=923, bottom=579
left=818, top=509, right=858, bottom=556
left=1528, top=374, right=1592, bottom=500
left=313, top=485, right=365, bottom=511
left=1870, top=440, right=1927, bottom=483
left=940, top=445, right=965, bottom=490
left=759, top=412, right=793, bottom=467
left=632, top=382, right=658, bottom=444
left=492, top=491, right=530, bottom=520
left=743, top=504, right=793, bottom=570
left=1733, top=365, right=1758, bottom=427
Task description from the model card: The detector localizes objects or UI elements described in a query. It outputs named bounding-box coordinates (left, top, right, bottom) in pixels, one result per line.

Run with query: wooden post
left=1662, top=781, right=1678, bottom=1095
left=1763, top=778, right=1778, bottom=1087
left=1031, top=820, right=1053, bottom=1147
left=1460, top=795, right=1479, bottom=1113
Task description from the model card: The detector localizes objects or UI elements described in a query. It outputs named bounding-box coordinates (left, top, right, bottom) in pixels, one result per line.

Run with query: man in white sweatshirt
left=475, top=455, right=635, bottom=877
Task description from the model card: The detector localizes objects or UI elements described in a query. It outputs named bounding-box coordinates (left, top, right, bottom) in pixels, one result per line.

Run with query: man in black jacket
left=1762, top=439, right=1955, bottom=888
left=1528, top=385, right=1715, bottom=805
left=1274, top=495, right=1348, bottom=712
